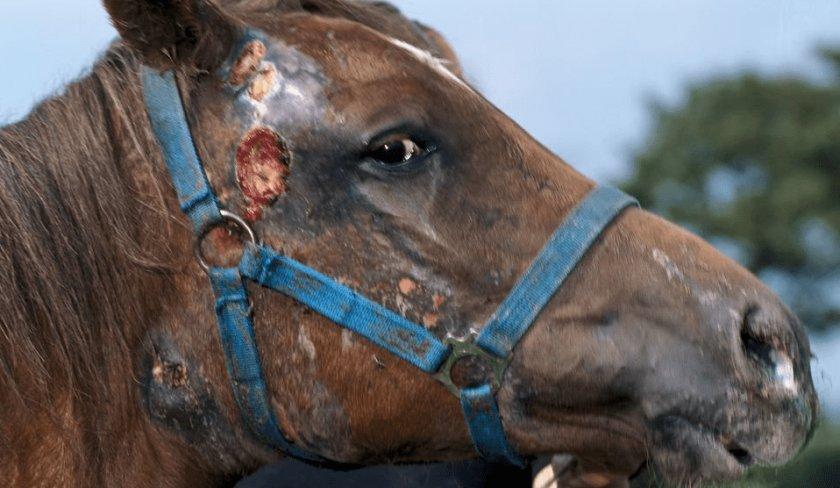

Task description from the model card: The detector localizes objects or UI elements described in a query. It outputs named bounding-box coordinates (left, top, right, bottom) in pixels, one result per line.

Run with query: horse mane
left=0, top=45, right=176, bottom=429
left=0, top=0, right=437, bottom=443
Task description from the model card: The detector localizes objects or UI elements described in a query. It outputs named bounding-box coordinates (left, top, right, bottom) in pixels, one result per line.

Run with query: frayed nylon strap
left=477, top=186, right=638, bottom=358
left=140, top=67, right=222, bottom=233
left=239, top=243, right=451, bottom=373
left=208, top=268, right=327, bottom=463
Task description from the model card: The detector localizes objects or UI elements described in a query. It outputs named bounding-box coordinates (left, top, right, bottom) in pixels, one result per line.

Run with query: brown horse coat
left=0, top=1, right=817, bottom=486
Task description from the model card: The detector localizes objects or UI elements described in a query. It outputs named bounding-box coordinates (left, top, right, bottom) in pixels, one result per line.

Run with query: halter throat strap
left=140, top=65, right=638, bottom=467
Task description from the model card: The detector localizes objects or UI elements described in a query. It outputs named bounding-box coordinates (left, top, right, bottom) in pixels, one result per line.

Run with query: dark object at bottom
left=238, top=459, right=532, bottom=488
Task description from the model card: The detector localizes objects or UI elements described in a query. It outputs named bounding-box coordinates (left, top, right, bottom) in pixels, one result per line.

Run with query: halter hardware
left=140, top=57, right=639, bottom=468
left=433, top=338, right=510, bottom=399
left=195, top=210, right=257, bottom=272
left=199, top=212, right=509, bottom=400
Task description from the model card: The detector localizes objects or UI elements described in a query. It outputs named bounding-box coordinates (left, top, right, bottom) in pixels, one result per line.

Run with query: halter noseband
left=141, top=64, right=637, bottom=467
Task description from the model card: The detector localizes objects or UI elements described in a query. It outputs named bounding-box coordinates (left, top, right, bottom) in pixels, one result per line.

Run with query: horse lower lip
left=650, top=416, right=748, bottom=482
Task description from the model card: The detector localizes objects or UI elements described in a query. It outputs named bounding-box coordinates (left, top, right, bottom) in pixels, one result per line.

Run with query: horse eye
left=365, top=135, right=430, bottom=166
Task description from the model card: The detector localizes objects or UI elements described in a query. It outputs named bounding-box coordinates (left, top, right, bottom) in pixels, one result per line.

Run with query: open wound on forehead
left=227, top=39, right=278, bottom=102
left=236, top=127, right=290, bottom=222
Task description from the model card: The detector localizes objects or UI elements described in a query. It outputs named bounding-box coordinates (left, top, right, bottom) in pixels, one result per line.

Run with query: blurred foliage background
left=625, top=49, right=840, bottom=488
left=623, top=49, right=840, bottom=334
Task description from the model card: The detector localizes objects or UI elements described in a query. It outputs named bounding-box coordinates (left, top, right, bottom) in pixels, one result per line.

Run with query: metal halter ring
left=195, top=210, right=257, bottom=272
left=433, top=338, right=511, bottom=399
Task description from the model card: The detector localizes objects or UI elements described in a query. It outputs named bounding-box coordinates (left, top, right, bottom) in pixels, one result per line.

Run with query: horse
left=0, top=0, right=818, bottom=486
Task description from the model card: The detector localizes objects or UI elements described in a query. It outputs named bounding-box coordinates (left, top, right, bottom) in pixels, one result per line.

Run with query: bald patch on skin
left=298, top=325, right=317, bottom=362
left=259, top=40, right=330, bottom=133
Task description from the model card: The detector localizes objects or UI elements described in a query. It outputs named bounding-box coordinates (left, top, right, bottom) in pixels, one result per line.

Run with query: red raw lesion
left=236, top=127, right=290, bottom=221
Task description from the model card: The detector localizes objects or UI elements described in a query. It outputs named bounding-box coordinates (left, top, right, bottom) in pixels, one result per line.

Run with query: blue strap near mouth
left=463, top=186, right=637, bottom=466
left=461, top=384, right=526, bottom=466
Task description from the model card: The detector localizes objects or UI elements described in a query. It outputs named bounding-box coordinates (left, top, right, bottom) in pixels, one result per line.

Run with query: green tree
left=623, top=48, right=840, bottom=332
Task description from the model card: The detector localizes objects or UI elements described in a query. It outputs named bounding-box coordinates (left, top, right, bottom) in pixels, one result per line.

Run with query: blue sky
left=0, top=0, right=837, bottom=415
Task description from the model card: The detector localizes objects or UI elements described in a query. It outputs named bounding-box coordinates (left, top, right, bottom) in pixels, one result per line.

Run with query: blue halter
left=141, top=66, right=638, bottom=467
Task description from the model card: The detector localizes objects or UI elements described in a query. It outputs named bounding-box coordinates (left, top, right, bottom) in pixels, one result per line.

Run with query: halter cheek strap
left=141, top=65, right=638, bottom=467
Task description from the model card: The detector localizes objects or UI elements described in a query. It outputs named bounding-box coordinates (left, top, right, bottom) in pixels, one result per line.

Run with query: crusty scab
left=249, top=65, right=278, bottom=101
left=224, top=33, right=330, bottom=221
left=225, top=38, right=281, bottom=105
left=228, top=39, right=268, bottom=86
left=140, top=330, right=238, bottom=459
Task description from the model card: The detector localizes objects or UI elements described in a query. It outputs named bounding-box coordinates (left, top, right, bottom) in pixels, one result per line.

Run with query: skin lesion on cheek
left=225, top=39, right=280, bottom=103
left=248, top=65, right=278, bottom=101
left=235, top=127, right=291, bottom=222
left=228, top=40, right=267, bottom=86
left=393, top=276, right=452, bottom=331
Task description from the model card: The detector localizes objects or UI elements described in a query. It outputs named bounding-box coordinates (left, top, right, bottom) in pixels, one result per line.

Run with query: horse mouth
left=647, top=416, right=755, bottom=484
left=541, top=437, right=753, bottom=487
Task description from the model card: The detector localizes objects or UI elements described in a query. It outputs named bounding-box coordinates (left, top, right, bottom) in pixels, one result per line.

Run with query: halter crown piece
left=141, top=57, right=638, bottom=466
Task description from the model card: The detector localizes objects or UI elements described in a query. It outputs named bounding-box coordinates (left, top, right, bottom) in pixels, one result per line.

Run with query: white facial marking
left=384, top=37, right=472, bottom=91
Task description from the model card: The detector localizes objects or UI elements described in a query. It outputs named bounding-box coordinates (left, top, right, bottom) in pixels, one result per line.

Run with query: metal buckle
left=195, top=210, right=257, bottom=272
left=433, top=337, right=510, bottom=399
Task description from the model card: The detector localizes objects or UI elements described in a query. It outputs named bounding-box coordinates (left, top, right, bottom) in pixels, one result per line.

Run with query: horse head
left=67, top=0, right=820, bottom=484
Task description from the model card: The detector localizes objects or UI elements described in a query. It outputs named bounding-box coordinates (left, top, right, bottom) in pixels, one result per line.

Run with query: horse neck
left=0, top=48, right=211, bottom=486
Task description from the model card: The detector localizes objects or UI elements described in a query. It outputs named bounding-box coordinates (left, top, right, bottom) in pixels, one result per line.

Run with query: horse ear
left=414, top=22, right=463, bottom=78
left=103, top=0, right=240, bottom=70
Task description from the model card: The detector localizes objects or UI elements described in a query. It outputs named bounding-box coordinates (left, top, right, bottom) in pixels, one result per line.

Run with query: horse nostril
left=740, top=307, right=776, bottom=372
left=739, top=306, right=798, bottom=392
left=726, top=445, right=753, bottom=467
